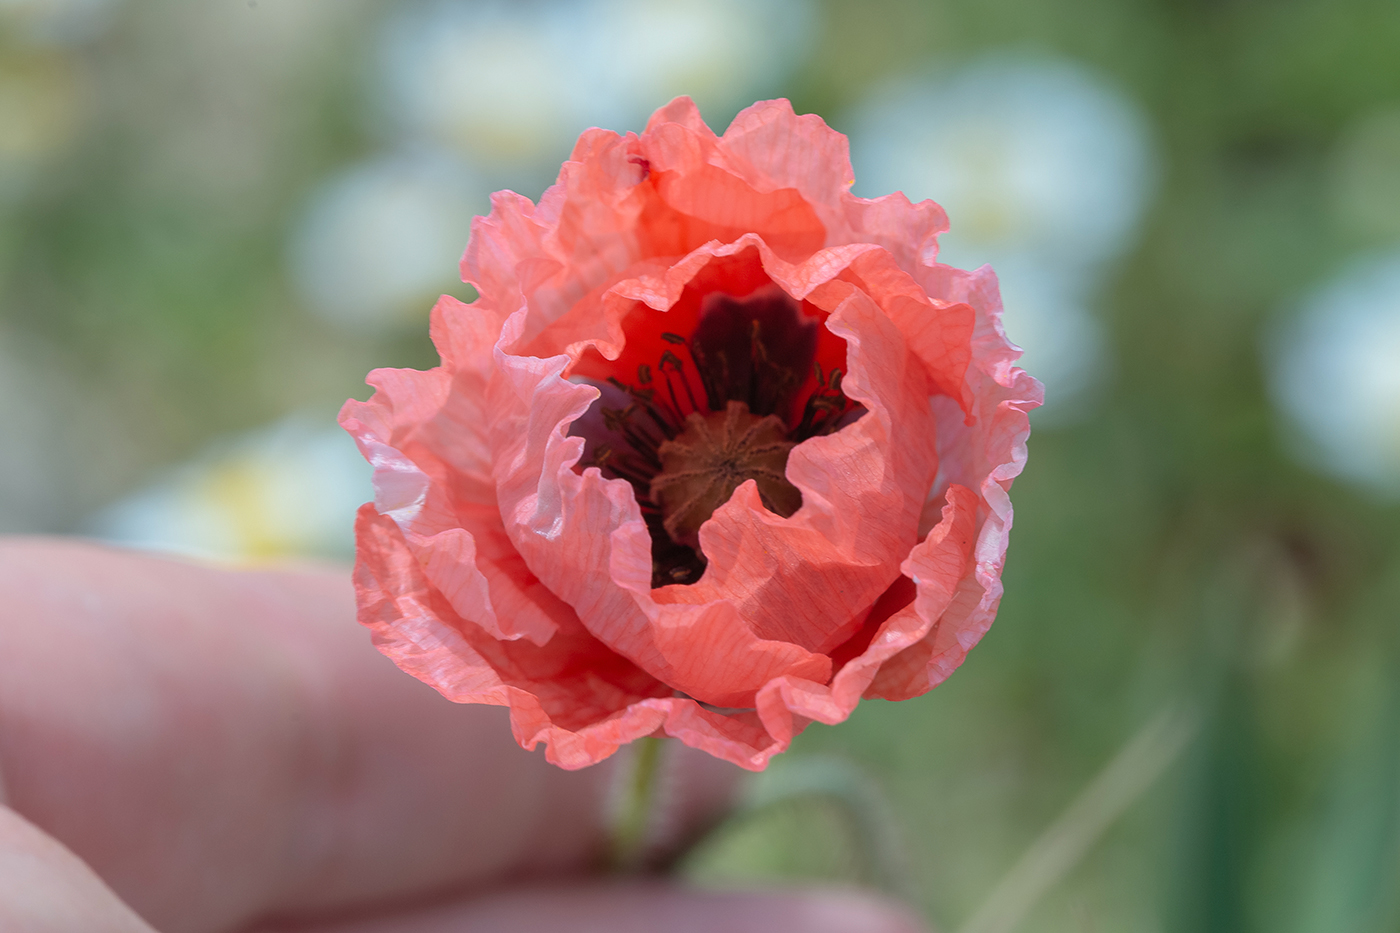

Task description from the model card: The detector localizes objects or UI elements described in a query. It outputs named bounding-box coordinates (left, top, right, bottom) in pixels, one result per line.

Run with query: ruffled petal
left=341, top=295, right=572, bottom=646
left=752, top=483, right=980, bottom=761
left=353, top=505, right=673, bottom=769
left=865, top=263, right=1043, bottom=699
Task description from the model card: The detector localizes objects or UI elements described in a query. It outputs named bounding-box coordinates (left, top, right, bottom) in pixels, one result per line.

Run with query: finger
left=251, top=884, right=931, bottom=933
left=0, top=804, right=157, bottom=933
left=0, top=539, right=740, bottom=933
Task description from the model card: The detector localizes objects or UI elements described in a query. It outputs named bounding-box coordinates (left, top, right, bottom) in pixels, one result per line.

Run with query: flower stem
left=610, top=734, right=665, bottom=872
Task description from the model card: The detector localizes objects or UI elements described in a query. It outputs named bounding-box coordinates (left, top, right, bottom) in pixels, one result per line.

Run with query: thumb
left=0, top=804, right=157, bottom=933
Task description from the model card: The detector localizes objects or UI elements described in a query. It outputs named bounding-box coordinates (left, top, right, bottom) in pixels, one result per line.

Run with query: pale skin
left=0, top=538, right=927, bottom=933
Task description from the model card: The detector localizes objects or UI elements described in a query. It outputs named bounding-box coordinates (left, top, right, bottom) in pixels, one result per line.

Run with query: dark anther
left=637, top=363, right=652, bottom=384
left=601, top=406, right=627, bottom=432
left=661, top=332, right=687, bottom=344
left=657, top=350, right=699, bottom=413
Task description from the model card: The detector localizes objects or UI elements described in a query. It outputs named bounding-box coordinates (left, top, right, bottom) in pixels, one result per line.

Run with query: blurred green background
left=3, top=0, right=1399, bottom=930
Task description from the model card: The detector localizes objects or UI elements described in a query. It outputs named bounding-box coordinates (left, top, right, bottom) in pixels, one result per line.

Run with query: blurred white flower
left=377, top=0, right=581, bottom=170
left=92, top=418, right=372, bottom=562
left=375, top=0, right=813, bottom=187
left=287, top=148, right=485, bottom=331
left=0, top=0, right=123, bottom=46
left=1266, top=252, right=1400, bottom=497
left=849, top=53, right=1156, bottom=272
left=847, top=53, right=1156, bottom=417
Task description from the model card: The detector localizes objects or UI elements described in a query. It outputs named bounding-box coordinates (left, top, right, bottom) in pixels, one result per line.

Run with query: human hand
left=0, top=538, right=926, bottom=933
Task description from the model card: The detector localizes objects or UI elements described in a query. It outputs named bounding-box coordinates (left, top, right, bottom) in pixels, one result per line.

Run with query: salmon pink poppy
left=339, top=98, right=1042, bottom=771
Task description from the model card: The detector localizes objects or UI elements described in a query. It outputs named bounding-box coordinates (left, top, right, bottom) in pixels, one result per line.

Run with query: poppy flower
left=339, top=97, right=1041, bottom=771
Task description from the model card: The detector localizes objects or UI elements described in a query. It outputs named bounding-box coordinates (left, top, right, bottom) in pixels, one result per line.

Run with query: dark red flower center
left=571, top=286, right=863, bottom=587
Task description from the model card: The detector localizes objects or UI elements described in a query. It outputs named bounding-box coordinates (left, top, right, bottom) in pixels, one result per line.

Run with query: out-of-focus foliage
left=2, top=0, right=1399, bottom=931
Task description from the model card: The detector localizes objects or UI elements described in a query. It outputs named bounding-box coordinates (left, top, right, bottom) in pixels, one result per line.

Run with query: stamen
left=686, top=341, right=721, bottom=411
left=657, top=350, right=684, bottom=417
left=658, top=349, right=700, bottom=414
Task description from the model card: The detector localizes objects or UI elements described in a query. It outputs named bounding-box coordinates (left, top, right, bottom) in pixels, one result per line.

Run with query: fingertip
left=0, top=805, right=157, bottom=933
left=767, top=889, right=932, bottom=933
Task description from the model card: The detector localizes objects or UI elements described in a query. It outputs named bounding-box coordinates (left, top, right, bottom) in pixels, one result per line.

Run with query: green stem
left=610, top=734, right=665, bottom=872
